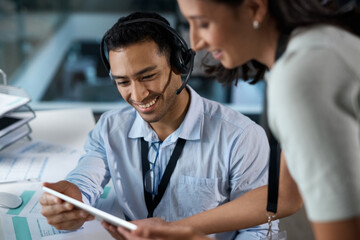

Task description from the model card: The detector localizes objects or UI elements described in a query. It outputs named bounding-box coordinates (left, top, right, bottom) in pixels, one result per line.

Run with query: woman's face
left=177, top=0, right=262, bottom=68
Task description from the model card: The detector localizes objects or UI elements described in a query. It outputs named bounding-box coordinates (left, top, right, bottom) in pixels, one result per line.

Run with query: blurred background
left=2, top=1, right=360, bottom=239
left=0, top=0, right=264, bottom=121
left=0, top=1, right=328, bottom=239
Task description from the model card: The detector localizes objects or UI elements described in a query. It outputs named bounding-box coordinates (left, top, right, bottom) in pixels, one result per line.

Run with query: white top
left=267, top=25, right=360, bottom=222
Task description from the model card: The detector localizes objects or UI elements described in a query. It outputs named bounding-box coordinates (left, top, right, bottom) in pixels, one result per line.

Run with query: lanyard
left=266, top=133, right=281, bottom=214
left=141, top=138, right=186, bottom=218
left=266, top=32, right=288, bottom=216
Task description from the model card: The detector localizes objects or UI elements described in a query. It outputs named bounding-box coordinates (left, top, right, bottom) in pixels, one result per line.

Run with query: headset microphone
left=160, top=70, right=173, bottom=95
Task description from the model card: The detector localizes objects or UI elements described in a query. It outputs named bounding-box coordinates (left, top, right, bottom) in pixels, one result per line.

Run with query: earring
left=253, top=20, right=259, bottom=30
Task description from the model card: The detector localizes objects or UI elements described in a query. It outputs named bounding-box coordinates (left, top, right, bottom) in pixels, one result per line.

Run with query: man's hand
left=39, top=181, right=94, bottom=230
left=102, top=217, right=211, bottom=240
left=102, top=217, right=168, bottom=240
left=125, top=224, right=210, bottom=240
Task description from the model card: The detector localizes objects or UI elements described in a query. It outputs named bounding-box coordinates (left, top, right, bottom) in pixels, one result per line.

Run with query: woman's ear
left=245, top=0, right=268, bottom=25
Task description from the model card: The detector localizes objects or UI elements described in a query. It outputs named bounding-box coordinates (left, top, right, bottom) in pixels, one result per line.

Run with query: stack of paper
left=0, top=93, right=30, bottom=116
left=0, top=85, right=35, bottom=151
left=0, top=124, right=31, bottom=150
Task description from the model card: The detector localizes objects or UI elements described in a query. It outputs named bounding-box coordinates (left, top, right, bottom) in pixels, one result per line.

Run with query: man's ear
left=171, top=66, right=181, bottom=75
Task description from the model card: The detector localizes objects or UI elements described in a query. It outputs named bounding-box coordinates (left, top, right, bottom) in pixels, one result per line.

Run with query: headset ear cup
left=173, top=48, right=195, bottom=74
left=172, top=49, right=185, bottom=74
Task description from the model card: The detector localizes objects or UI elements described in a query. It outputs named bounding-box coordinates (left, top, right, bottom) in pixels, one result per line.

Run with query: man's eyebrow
left=111, top=66, right=158, bottom=79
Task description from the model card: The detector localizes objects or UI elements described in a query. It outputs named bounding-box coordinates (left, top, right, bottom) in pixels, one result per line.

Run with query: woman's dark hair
left=205, top=0, right=360, bottom=86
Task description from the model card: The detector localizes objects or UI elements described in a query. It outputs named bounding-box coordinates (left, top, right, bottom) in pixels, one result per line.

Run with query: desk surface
left=0, top=108, right=116, bottom=240
left=29, top=108, right=96, bottom=148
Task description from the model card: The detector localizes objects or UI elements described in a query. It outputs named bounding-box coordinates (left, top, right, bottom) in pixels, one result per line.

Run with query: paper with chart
left=0, top=140, right=124, bottom=239
left=0, top=140, right=83, bottom=183
left=0, top=184, right=120, bottom=240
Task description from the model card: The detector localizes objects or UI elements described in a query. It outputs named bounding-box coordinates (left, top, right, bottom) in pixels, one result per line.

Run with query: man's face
left=108, top=40, right=182, bottom=124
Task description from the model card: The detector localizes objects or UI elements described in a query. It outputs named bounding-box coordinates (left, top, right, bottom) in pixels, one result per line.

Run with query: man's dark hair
left=204, top=0, right=360, bottom=86
left=103, top=12, right=177, bottom=68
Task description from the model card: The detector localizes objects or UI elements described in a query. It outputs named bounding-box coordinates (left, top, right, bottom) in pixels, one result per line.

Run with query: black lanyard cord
left=141, top=138, right=186, bottom=218
left=266, top=133, right=281, bottom=214
left=265, top=32, right=289, bottom=216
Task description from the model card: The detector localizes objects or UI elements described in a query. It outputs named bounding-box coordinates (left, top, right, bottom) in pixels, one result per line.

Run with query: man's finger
left=43, top=181, right=70, bottom=193
left=118, top=227, right=148, bottom=239
left=39, top=193, right=63, bottom=206
left=52, top=219, right=86, bottom=231
left=103, top=222, right=126, bottom=240
left=41, top=202, right=74, bottom=217
left=133, top=225, right=201, bottom=239
left=45, top=209, right=89, bottom=225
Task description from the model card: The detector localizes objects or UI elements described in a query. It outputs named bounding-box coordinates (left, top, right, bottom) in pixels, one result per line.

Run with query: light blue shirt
left=67, top=86, right=277, bottom=239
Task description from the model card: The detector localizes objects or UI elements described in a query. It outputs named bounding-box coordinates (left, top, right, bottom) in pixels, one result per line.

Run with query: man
left=40, top=12, right=275, bottom=240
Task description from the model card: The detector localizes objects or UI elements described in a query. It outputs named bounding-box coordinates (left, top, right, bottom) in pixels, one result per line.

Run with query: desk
left=0, top=108, right=116, bottom=240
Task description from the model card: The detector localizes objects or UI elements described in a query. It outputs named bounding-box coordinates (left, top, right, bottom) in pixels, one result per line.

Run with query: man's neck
left=151, top=88, right=190, bottom=141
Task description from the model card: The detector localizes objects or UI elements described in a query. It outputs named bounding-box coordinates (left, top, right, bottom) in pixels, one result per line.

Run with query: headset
left=100, top=18, right=196, bottom=95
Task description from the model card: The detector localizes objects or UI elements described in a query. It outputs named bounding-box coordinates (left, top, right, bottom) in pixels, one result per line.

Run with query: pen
left=0, top=178, right=40, bottom=184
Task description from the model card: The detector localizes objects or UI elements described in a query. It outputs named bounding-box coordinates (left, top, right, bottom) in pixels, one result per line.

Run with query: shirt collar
left=128, top=86, right=203, bottom=143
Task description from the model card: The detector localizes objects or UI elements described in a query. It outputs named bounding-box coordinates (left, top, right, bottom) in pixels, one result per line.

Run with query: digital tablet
left=42, top=186, right=137, bottom=230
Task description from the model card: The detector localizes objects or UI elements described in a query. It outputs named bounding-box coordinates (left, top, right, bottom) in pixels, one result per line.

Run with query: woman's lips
left=211, top=50, right=223, bottom=60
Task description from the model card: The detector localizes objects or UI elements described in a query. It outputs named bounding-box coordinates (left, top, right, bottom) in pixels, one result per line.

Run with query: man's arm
left=66, top=116, right=111, bottom=206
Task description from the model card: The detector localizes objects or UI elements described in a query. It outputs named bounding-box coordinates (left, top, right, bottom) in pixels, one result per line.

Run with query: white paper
left=0, top=140, right=83, bottom=183
left=0, top=184, right=118, bottom=240
left=0, top=108, right=101, bottom=239
left=0, top=93, right=30, bottom=116
left=0, top=115, right=34, bottom=138
left=0, top=125, right=30, bottom=150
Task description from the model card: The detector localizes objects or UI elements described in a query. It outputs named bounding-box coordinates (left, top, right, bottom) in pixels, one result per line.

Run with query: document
left=0, top=93, right=30, bottom=116
left=0, top=184, right=119, bottom=240
left=0, top=155, right=47, bottom=183
left=0, top=140, right=83, bottom=183
left=0, top=108, right=102, bottom=239
left=0, top=125, right=31, bottom=150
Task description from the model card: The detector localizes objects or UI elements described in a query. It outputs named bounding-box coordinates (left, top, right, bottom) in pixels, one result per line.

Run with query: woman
left=107, top=0, right=360, bottom=239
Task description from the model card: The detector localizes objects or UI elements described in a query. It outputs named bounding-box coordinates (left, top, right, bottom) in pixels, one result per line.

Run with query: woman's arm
left=312, top=216, right=360, bottom=240
left=171, top=152, right=303, bottom=234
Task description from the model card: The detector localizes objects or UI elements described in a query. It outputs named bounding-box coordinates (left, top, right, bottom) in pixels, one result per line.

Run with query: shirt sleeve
left=229, top=123, right=270, bottom=200
left=268, top=47, right=360, bottom=221
left=229, top=122, right=276, bottom=237
left=66, top=115, right=111, bottom=206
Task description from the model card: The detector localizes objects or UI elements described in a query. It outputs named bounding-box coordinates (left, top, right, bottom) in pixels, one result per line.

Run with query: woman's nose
left=190, top=28, right=206, bottom=51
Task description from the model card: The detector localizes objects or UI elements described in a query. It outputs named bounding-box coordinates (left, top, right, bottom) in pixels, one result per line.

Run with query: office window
left=0, top=0, right=263, bottom=119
